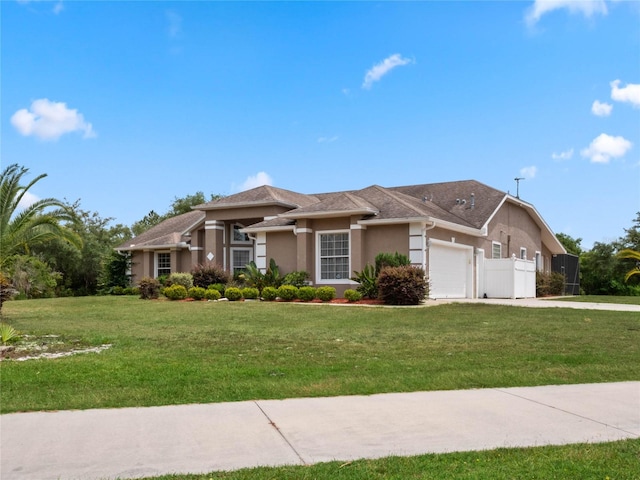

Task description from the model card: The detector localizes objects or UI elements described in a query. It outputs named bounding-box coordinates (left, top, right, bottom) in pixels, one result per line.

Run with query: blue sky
left=2, top=0, right=639, bottom=249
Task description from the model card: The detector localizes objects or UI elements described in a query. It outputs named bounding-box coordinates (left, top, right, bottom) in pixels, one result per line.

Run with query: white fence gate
left=483, top=256, right=536, bottom=299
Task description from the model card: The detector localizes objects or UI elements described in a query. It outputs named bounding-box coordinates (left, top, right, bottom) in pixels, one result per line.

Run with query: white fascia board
left=486, top=195, right=566, bottom=254
left=358, top=216, right=432, bottom=226
left=181, top=217, right=206, bottom=236
left=118, top=242, right=189, bottom=252
left=240, top=225, right=295, bottom=234
left=358, top=216, right=484, bottom=236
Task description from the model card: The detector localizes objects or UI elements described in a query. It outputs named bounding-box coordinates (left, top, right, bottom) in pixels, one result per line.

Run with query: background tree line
left=1, top=164, right=221, bottom=302
left=1, top=163, right=639, bottom=301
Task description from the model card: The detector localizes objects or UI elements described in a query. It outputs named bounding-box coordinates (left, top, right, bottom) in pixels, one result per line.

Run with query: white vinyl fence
left=483, top=256, right=536, bottom=299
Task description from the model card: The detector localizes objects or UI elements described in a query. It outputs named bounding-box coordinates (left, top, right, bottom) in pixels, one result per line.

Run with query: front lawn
left=1, top=296, right=639, bottom=413
left=148, top=439, right=640, bottom=480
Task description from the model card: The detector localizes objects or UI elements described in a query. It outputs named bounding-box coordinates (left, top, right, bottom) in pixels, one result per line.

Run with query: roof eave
left=281, top=208, right=378, bottom=219
left=116, top=242, right=190, bottom=252
left=241, top=225, right=296, bottom=234
left=195, top=200, right=299, bottom=211
left=358, top=216, right=486, bottom=236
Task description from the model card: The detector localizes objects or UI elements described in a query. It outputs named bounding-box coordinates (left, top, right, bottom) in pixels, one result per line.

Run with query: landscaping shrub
left=261, top=286, right=278, bottom=301
left=241, top=287, right=260, bottom=299
left=156, top=275, right=169, bottom=287
left=352, top=264, right=378, bottom=299
left=316, top=286, right=336, bottom=302
left=191, top=263, right=229, bottom=289
left=111, top=286, right=125, bottom=296
left=297, top=286, right=317, bottom=302
left=282, top=271, right=310, bottom=288
left=536, top=271, right=565, bottom=297
left=204, top=288, right=221, bottom=301
left=208, top=283, right=226, bottom=296
left=375, top=252, right=410, bottom=272
left=168, top=272, right=194, bottom=290
left=377, top=266, right=427, bottom=305
left=344, top=289, right=362, bottom=302
left=164, top=284, right=188, bottom=300
left=276, top=285, right=298, bottom=301
left=138, top=277, right=160, bottom=300
left=188, top=286, right=206, bottom=300
left=224, top=287, right=243, bottom=301
left=0, top=273, right=18, bottom=313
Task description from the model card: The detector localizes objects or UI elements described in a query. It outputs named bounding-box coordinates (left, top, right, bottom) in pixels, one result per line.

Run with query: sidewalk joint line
left=254, top=401, right=308, bottom=465
left=494, top=388, right=639, bottom=437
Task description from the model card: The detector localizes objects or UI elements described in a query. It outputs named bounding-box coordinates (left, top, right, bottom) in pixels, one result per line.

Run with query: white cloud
left=17, top=0, right=65, bottom=14
left=552, top=148, right=574, bottom=160
left=362, top=54, right=413, bottom=90
left=610, top=79, right=640, bottom=107
left=17, top=191, right=40, bottom=211
left=10, top=99, right=96, bottom=141
left=165, top=10, right=182, bottom=38
left=591, top=100, right=612, bottom=116
left=520, top=166, right=538, bottom=179
left=581, top=133, right=632, bottom=163
left=234, top=172, right=273, bottom=192
left=525, top=0, right=608, bottom=26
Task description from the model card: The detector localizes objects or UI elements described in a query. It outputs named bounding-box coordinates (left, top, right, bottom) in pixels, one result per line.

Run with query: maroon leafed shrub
left=377, top=266, right=428, bottom=305
left=191, top=263, right=230, bottom=289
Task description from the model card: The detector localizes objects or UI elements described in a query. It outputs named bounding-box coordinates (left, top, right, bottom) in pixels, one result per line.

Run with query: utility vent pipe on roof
left=471, top=193, right=475, bottom=209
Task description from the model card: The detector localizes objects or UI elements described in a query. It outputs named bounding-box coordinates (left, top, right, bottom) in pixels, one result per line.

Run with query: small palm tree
left=618, top=249, right=640, bottom=282
left=0, top=164, right=80, bottom=272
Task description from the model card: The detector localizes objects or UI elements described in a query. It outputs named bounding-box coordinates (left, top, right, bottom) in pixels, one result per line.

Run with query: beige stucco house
left=117, top=180, right=566, bottom=299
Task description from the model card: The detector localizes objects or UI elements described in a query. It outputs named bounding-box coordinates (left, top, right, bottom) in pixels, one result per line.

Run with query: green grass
left=549, top=295, right=640, bottom=305
left=1, top=296, right=639, bottom=413
left=143, top=439, right=640, bottom=480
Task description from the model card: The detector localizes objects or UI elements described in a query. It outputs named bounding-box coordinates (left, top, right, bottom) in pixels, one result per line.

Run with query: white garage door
left=429, top=241, right=473, bottom=299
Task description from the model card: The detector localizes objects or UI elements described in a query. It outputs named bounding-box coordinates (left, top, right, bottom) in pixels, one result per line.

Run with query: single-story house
left=117, top=179, right=566, bottom=299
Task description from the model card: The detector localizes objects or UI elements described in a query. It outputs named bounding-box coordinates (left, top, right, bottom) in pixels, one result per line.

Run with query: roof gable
left=117, top=210, right=204, bottom=250
left=194, top=185, right=318, bottom=210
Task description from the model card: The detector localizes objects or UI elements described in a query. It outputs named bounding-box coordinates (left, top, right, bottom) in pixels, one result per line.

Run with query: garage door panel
left=429, top=243, right=472, bottom=299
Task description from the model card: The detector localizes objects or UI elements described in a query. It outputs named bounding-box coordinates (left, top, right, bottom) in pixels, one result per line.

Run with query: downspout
left=423, top=221, right=436, bottom=280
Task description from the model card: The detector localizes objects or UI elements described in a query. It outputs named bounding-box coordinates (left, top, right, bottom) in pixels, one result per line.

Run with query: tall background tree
left=556, top=212, right=640, bottom=296
left=131, top=192, right=222, bottom=236
left=0, top=164, right=80, bottom=306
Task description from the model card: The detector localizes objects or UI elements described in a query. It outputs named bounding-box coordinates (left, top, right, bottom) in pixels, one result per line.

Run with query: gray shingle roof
left=194, top=185, right=319, bottom=210
left=117, top=210, right=205, bottom=250
left=121, top=180, right=511, bottom=248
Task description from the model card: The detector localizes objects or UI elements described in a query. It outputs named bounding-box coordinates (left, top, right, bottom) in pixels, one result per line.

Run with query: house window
left=233, top=224, right=251, bottom=244
left=156, top=252, right=171, bottom=277
left=535, top=251, right=543, bottom=271
left=492, top=242, right=502, bottom=259
left=318, top=231, right=350, bottom=281
left=520, top=247, right=527, bottom=260
left=231, top=248, right=252, bottom=275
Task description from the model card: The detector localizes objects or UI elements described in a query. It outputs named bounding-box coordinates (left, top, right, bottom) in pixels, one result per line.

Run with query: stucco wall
left=265, top=231, right=298, bottom=275
left=485, top=202, right=541, bottom=261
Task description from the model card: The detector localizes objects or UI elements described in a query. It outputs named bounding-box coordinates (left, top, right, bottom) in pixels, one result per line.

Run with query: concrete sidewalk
left=2, top=382, right=639, bottom=480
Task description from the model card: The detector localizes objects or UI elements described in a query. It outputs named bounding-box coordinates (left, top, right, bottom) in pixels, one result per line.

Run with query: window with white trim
left=156, top=252, right=171, bottom=277
left=492, top=241, right=502, bottom=259
left=318, top=231, right=350, bottom=281
left=233, top=224, right=251, bottom=243
left=520, top=247, right=527, bottom=260
left=231, top=248, right=252, bottom=275
left=535, top=251, right=543, bottom=271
